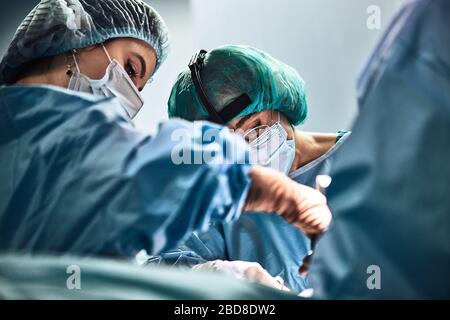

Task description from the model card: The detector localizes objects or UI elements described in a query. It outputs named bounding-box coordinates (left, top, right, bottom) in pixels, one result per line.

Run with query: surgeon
left=0, top=0, right=331, bottom=260
left=309, top=0, right=450, bottom=298
left=149, top=45, right=349, bottom=293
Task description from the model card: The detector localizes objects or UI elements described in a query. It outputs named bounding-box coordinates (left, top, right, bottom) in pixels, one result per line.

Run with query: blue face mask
left=248, top=118, right=296, bottom=175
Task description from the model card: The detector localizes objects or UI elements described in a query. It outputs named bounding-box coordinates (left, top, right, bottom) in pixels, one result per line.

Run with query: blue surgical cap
left=168, top=45, right=308, bottom=126
left=0, top=0, right=170, bottom=84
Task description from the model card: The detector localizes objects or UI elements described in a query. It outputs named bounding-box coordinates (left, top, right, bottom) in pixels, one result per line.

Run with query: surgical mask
left=67, top=44, right=144, bottom=119
left=246, top=114, right=296, bottom=175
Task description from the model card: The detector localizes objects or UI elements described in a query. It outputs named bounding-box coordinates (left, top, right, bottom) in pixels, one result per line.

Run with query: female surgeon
left=150, top=45, right=350, bottom=293
left=0, top=0, right=331, bottom=262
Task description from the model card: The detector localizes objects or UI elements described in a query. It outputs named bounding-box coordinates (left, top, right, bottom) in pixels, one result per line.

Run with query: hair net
left=0, top=0, right=170, bottom=84
left=168, top=45, right=308, bottom=125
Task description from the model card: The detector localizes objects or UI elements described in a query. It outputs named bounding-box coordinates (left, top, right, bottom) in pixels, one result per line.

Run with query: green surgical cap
left=168, top=45, right=308, bottom=125
left=0, top=0, right=170, bottom=84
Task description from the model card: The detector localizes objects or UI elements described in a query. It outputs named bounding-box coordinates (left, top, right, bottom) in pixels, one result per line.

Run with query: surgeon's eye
left=125, top=61, right=137, bottom=78
left=247, top=119, right=261, bottom=131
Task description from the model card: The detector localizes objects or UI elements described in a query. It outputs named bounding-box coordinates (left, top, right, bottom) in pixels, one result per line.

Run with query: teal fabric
left=0, top=255, right=297, bottom=299
left=168, top=45, right=308, bottom=125
left=336, top=131, right=348, bottom=143
left=309, top=0, right=450, bottom=299
left=0, top=84, right=250, bottom=257
left=0, top=0, right=170, bottom=84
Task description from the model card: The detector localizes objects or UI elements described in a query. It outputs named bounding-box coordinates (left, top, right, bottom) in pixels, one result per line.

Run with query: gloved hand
left=244, top=166, right=332, bottom=236
left=192, top=260, right=290, bottom=291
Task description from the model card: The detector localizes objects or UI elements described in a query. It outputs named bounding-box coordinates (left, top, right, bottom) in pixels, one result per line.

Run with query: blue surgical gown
left=309, top=0, right=450, bottom=299
left=150, top=132, right=350, bottom=293
left=0, top=84, right=251, bottom=257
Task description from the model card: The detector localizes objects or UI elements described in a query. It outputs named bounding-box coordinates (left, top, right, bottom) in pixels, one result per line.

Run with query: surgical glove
left=192, top=260, right=290, bottom=291
left=245, top=166, right=332, bottom=236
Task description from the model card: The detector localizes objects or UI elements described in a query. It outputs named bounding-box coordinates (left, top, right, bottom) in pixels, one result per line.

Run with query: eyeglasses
left=242, top=125, right=270, bottom=143
left=242, top=111, right=281, bottom=143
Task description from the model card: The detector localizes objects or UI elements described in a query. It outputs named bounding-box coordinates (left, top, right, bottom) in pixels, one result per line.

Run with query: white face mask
left=67, top=44, right=144, bottom=119
left=247, top=114, right=296, bottom=175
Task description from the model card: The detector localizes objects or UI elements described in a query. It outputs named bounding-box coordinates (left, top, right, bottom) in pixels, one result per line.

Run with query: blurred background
left=0, top=0, right=404, bottom=133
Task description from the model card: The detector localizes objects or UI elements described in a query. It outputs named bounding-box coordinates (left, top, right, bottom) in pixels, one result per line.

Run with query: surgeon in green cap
left=149, top=45, right=350, bottom=293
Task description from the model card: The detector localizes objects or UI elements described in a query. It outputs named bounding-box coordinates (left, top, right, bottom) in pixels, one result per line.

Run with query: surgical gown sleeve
left=309, top=0, right=450, bottom=299
left=145, top=223, right=229, bottom=268
left=0, top=85, right=251, bottom=257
